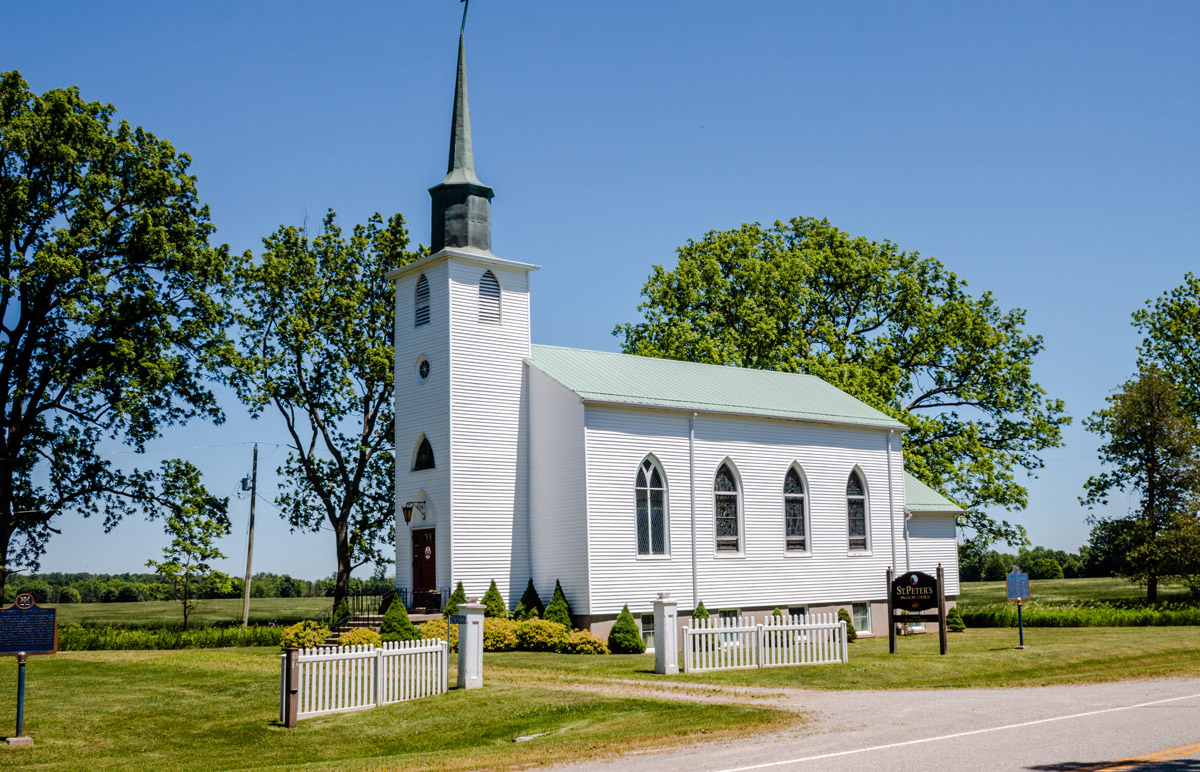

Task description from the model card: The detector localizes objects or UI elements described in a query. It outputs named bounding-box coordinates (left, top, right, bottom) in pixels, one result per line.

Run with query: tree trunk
left=1147, top=574, right=1159, bottom=604
left=334, top=523, right=352, bottom=610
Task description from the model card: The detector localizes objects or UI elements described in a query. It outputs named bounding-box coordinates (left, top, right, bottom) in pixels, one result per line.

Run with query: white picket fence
left=682, top=613, right=848, bottom=673
left=279, top=639, right=449, bottom=722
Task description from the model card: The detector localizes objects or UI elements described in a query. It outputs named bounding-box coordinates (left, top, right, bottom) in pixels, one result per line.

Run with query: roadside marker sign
left=1007, top=566, right=1032, bottom=649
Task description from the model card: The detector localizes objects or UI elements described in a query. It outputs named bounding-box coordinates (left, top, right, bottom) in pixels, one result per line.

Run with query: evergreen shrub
left=513, top=579, right=544, bottom=620
left=281, top=620, right=330, bottom=650
left=380, top=599, right=420, bottom=642
left=838, top=608, right=858, bottom=642
left=946, top=605, right=966, bottom=632
left=482, top=579, right=508, bottom=618
left=608, top=605, right=645, bottom=654
left=444, top=581, right=467, bottom=616
left=693, top=601, right=709, bottom=621
left=543, top=580, right=573, bottom=629
left=338, top=627, right=381, bottom=648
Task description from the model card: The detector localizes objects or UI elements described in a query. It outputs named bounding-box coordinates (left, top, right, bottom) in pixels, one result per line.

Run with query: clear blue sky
left=6, top=1, right=1198, bottom=580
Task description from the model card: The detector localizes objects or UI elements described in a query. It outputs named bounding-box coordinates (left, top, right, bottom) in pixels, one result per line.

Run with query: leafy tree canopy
left=1135, top=272, right=1200, bottom=416
left=224, top=210, right=420, bottom=606
left=0, top=71, right=232, bottom=593
left=1082, top=368, right=1200, bottom=602
left=616, top=217, right=1069, bottom=545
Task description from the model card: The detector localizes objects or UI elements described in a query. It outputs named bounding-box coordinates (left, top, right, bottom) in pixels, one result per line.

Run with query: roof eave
left=576, top=395, right=909, bottom=432
left=387, top=247, right=541, bottom=281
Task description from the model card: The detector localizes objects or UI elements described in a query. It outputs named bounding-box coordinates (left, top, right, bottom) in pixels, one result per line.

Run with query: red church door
left=412, top=528, right=437, bottom=610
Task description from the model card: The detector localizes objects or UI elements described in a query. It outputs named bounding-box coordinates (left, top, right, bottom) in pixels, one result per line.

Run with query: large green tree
left=1134, top=272, right=1200, bottom=416
left=226, top=210, right=420, bottom=607
left=1082, top=368, right=1200, bottom=602
left=0, top=71, right=231, bottom=595
left=615, top=217, right=1069, bottom=545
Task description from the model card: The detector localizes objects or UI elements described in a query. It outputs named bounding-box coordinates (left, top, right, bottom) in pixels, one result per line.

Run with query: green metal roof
left=904, top=472, right=963, bottom=513
left=527, top=345, right=907, bottom=430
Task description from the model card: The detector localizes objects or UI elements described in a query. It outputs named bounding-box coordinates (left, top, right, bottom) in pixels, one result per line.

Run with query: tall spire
left=429, top=26, right=494, bottom=254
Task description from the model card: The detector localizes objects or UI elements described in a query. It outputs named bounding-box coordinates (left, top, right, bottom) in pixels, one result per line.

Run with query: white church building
left=391, top=31, right=961, bottom=640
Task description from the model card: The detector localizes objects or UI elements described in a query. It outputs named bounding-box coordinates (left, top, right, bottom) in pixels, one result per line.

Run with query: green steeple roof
left=441, top=32, right=486, bottom=188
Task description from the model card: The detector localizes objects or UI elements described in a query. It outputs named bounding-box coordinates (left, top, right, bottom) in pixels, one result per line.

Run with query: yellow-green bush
left=562, top=628, right=609, bottom=655
left=484, top=618, right=519, bottom=651
left=280, top=620, right=330, bottom=650
left=338, top=627, right=381, bottom=647
left=515, top=618, right=571, bottom=652
left=420, top=617, right=458, bottom=651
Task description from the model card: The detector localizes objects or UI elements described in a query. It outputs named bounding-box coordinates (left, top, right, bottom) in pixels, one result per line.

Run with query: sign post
left=1006, top=566, right=1031, bottom=649
left=887, top=565, right=948, bottom=655
left=1, top=593, right=57, bottom=747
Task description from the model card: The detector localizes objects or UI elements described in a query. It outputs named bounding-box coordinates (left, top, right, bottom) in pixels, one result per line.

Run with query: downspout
left=904, top=509, right=913, bottom=572
left=887, top=430, right=897, bottom=573
left=689, top=412, right=698, bottom=612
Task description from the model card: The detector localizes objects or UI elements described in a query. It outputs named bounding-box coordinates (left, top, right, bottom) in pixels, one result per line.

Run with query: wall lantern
left=402, top=501, right=426, bottom=524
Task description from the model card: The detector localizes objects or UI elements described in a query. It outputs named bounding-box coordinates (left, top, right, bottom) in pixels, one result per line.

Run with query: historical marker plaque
left=0, top=594, right=57, bottom=656
left=448, top=614, right=467, bottom=626
left=1006, top=567, right=1030, bottom=601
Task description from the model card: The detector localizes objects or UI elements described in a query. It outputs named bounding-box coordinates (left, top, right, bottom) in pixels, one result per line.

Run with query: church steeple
left=429, top=29, right=494, bottom=254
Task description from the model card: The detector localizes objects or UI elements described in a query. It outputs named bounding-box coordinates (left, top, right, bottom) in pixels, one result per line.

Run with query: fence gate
left=682, top=613, right=848, bottom=673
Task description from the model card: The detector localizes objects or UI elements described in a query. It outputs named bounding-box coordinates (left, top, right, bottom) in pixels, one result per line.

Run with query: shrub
left=607, top=605, right=645, bottom=654
left=56, top=586, right=81, bottom=604
left=330, top=600, right=349, bottom=626
left=280, top=620, right=330, bottom=650
left=945, top=606, right=966, bottom=632
left=693, top=601, right=709, bottom=621
left=59, top=624, right=282, bottom=651
left=772, top=607, right=783, bottom=620
left=17, top=580, right=51, bottom=604
left=338, top=627, right=381, bottom=648
left=444, top=581, right=467, bottom=617
left=515, top=618, right=570, bottom=652
left=380, top=599, right=419, bottom=643
left=838, top=608, right=858, bottom=642
left=420, top=617, right=458, bottom=651
left=484, top=618, right=519, bottom=651
left=543, top=580, right=573, bottom=629
left=561, top=628, right=609, bottom=655
left=482, top=579, right=508, bottom=618
left=513, top=579, right=544, bottom=620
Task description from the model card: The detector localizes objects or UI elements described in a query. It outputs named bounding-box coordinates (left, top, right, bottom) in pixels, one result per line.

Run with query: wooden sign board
left=887, top=566, right=948, bottom=655
left=0, top=594, right=57, bottom=656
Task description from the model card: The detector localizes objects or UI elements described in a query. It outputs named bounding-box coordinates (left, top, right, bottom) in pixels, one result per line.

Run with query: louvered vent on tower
left=479, top=270, right=500, bottom=324
left=414, top=274, right=430, bottom=327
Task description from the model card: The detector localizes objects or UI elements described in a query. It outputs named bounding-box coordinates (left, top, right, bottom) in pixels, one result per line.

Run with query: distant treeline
left=5, top=572, right=395, bottom=605
left=959, top=544, right=1111, bottom=582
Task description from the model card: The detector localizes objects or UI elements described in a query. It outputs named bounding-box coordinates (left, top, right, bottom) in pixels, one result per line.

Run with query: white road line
left=713, top=691, right=1200, bottom=772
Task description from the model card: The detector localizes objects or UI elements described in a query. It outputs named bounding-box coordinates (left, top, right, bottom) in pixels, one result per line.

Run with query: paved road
left=551, top=678, right=1200, bottom=772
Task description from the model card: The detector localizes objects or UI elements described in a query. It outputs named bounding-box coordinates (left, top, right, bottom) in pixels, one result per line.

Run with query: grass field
left=0, top=648, right=790, bottom=772
left=48, top=597, right=333, bottom=628
left=959, top=577, right=1194, bottom=607
left=957, top=577, right=1200, bottom=626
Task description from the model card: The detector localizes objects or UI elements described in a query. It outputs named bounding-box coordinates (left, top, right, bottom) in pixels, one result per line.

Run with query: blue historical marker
left=448, top=614, right=467, bottom=626
left=1, top=593, right=57, bottom=747
left=1006, top=567, right=1031, bottom=649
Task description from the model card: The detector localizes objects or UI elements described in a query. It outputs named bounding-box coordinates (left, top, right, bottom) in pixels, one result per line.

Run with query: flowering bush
left=338, top=628, right=381, bottom=648
left=280, top=620, right=330, bottom=650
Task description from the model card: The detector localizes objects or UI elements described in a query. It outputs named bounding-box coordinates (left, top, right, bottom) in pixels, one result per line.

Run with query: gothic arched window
left=847, top=470, right=868, bottom=551
left=479, top=270, right=500, bottom=324
left=635, top=457, right=667, bottom=555
left=414, top=274, right=430, bottom=327
left=784, top=466, right=807, bottom=552
left=413, top=437, right=435, bottom=471
left=714, top=462, right=741, bottom=553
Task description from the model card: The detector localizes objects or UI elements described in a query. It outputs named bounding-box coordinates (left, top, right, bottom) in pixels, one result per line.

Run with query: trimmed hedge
left=960, top=603, right=1200, bottom=627
left=281, top=620, right=330, bottom=649
left=338, top=627, right=381, bottom=647
left=418, top=617, right=606, bottom=654
left=60, top=624, right=284, bottom=651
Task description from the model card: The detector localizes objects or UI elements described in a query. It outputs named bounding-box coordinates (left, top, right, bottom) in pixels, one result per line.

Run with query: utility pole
left=241, top=443, right=258, bottom=627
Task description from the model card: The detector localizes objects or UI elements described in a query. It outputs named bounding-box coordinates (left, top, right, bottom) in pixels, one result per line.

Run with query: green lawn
left=0, top=648, right=790, bottom=772
left=488, top=626, right=1200, bottom=689
left=48, top=597, right=333, bottom=628
left=959, top=576, right=1194, bottom=608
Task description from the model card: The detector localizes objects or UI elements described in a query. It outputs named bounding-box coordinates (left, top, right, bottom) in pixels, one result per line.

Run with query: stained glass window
left=635, top=457, right=666, bottom=555
left=847, top=470, right=867, bottom=550
left=715, top=463, right=739, bottom=552
left=414, top=437, right=435, bottom=471
left=784, top=467, right=806, bottom=552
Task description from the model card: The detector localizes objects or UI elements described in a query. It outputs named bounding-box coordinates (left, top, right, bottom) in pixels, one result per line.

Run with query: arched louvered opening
left=414, top=274, right=430, bottom=327
left=635, top=456, right=667, bottom=555
left=413, top=436, right=435, bottom=471
left=479, top=270, right=500, bottom=324
left=784, top=466, right=807, bottom=552
left=714, top=462, right=741, bottom=553
left=847, top=469, right=868, bottom=551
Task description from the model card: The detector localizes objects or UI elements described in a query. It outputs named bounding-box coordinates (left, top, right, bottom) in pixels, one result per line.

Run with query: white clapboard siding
left=448, top=257, right=534, bottom=606
left=682, top=614, right=848, bottom=673
left=395, top=262, right=453, bottom=599
left=583, top=406, right=908, bottom=615
left=907, top=513, right=961, bottom=596
left=529, top=366, right=589, bottom=611
left=280, top=640, right=450, bottom=722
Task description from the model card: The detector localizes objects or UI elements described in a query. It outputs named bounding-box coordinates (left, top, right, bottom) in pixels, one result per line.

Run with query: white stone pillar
left=457, top=599, right=485, bottom=689
left=653, top=592, right=678, bottom=675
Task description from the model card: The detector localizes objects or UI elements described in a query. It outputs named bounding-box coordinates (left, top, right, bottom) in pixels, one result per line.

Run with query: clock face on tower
left=416, top=356, right=431, bottom=383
